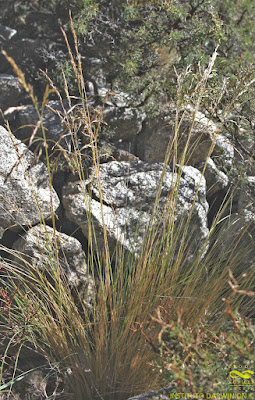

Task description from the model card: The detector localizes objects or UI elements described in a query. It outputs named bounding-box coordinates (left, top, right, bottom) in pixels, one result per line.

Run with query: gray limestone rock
left=196, top=157, right=229, bottom=196
left=7, top=100, right=71, bottom=150
left=0, top=24, right=17, bottom=41
left=0, top=126, right=60, bottom=236
left=237, top=176, right=255, bottom=216
left=12, top=225, right=94, bottom=304
left=212, top=133, right=234, bottom=171
left=62, top=161, right=209, bottom=256
left=0, top=74, right=27, bottom=112
left=104, top=107, right=146, bottom=140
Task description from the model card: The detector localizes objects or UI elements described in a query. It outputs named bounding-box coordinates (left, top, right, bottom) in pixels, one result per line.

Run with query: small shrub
left=146, top=286, right=255, bottom=394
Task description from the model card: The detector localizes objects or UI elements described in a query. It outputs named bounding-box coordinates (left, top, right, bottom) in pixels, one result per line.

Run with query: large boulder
left=12, top=225, right=94, bottom=304
left=0, top=126, right=60, bottom=236
left=62, top=161, right=209, bottom=256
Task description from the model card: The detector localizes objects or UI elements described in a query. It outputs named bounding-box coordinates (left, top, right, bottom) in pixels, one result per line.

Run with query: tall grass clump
left=0, top=18, right=255, bottom=399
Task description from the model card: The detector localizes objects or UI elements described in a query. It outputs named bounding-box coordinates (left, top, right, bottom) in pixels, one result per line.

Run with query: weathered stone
left=99, top=140, right=139, bottom=163
left=212, top=133, right=234, bottom=171
left=12, top=225, right=94, bottom=304
left=237, top=176, right=255, bottom=215
left=82, top=57, right=110, bottom=96
left=0, top=126, right=60, bottom=235
left=104, top=107, right=146, bottom=140
left=136, top=104, right=218, bottom=165
left=215, top=212, right=255, bottom=272
left=0, top=24, right=17, bottom=41
left=0, top=74, right=27, bottom=112
left=196, top=157, right=229, bottom=196
left=98, top=88, right=131, bottom=107
left=62, top=161, right=209, bottom=255
left=7, top=100, right=71, bottom=149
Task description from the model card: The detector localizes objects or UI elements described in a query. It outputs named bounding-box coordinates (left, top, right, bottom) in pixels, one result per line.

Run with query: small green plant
left=146, top=280, right=255, bottom=394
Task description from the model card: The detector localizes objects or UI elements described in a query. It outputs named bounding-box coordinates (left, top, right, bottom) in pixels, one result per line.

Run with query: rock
left=12, top=225, right=94, bottom=304
left=237, top=176, right=255, bottom=215
left=99, top=140, right=139, bottom=163
left=62, top=161, right=209, bottom=256
left=103, top=107, right=146, bottom=140
left=7, top=100, right=70, bottom=149
left=215, top=212, right=255, bottom=273
left=0, top=74, right=27, bottom=112
left=212, top=133, right=234, bottom=171
left=0, top=24, right=17, bottom=41
left=0, top=346, right=65, bottom=400
left=0, top=38, right=63, bottom=86
left=210, top=176, right=255, bottom=271
left=136, top=104, right=218, bottom=165
left=98, top=88, right=131, bottom=107
left=82, top=57, right=110, bottom=96
left=0, top=126, right=60, bottom=236
left=196, top=157, right=229, bottom=196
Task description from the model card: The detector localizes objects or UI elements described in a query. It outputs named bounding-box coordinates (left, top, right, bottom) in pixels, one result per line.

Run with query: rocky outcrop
left=62, top=161, right=209, bottom=255
left=0, top=126, right=60, bottom=237
left=12, top=225, right=94, bottom=304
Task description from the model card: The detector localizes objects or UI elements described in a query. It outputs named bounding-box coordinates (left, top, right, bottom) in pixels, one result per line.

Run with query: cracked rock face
left=12, top=225, right=94, bottom=304
left=0, top=125, right=60, bottom=236
left=62, top=161, right=209, bottom=256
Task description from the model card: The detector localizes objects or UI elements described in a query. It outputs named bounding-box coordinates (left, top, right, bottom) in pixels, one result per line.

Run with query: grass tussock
left=0, top=18, right=255, bottom=400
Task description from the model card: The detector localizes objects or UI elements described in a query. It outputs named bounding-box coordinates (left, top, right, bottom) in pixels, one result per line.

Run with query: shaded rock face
left=196, top=157, right=229, bottom=197
left=0, top=74, right=28, bottom=112
left=0, top=24, right=17, bottom=41
left=12, top=225, right=94, bottom=304
left=104, top=107, right=146, bottom=140
left=136, top=105, right=219, bottom=165
left=213, top=133, right=234, bottom=171
left=237, top=176, right=255, bottom=216
left=0, top=126, right=60, bottom=236
left=62, top=161, right=209, bottom=256
left=7, top=100, right=71, bottom=150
